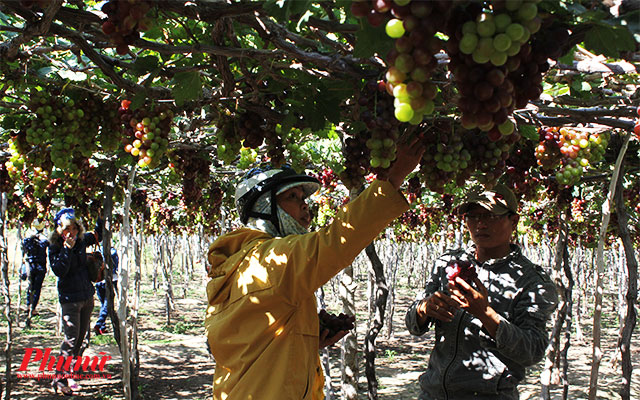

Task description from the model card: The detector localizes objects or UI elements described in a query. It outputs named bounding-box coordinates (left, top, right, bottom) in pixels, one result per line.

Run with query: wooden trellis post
left=588, top=132, right=631, bottom=400
left=117, top=164, right=140, bottom=400
left=1, top=192, right=13, bottom=399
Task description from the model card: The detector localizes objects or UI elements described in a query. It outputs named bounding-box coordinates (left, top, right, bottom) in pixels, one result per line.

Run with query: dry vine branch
left=0, top=0, right=63, bottom=59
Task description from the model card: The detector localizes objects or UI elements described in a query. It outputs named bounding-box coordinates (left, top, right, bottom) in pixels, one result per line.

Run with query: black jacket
left=49, top=221, right=102, bottom=304
left=23, top=234, right=49, bottom=271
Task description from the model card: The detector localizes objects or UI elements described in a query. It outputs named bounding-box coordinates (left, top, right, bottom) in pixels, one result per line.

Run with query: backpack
left=86, top=251, right=105, bottom=283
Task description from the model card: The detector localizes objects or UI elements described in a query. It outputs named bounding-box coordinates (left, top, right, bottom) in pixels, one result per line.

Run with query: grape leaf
left=354, top=21, right=393, bottom=59
left=565, top=3, right=587, bottom=15
left=142, top=24, right=163, bottom=40
left=130, top=91, right=147, bottom=111
left=518, top=124, right=538, bottom=141
left=263, top=0, right=311, bottom=21
left=132, top=56, right=160, bottom=76
left=281, top=111, right=296, bottom=135
left=584, top=24, right=635, bottom=58
left=558, top=45, right=576, bottom=65
left=301, top=96, right=327, bottom=131
left=172, top=71, right=202, bottom=106
left=1, top=113, right=27, bottom=130
left=315, top=92, right=343, bottom=125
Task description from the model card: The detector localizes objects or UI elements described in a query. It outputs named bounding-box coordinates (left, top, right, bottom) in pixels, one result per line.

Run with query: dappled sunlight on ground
left=3, top=270, right=638, bottom=399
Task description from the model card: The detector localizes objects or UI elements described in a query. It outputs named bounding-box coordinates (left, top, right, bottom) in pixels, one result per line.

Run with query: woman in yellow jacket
left=205, top=139, right=425, bottom=400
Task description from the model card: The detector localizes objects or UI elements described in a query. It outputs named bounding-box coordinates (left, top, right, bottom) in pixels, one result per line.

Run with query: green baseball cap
left=458, top=184, right=519, bottom=215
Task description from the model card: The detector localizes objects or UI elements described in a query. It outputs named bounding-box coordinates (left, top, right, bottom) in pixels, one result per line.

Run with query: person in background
left=21, top=219, right=49, bottom=327
left=405, top=184, right=558, bottom=400
left=94, top=247, right=119, bottom=335
left=48, top=207, right=103, bottom=396
left=205, top=138, right=425, bottom=400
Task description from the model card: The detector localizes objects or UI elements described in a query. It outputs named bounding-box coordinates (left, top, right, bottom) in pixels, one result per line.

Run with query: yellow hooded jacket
left=205, top=180, right=409, bottom=399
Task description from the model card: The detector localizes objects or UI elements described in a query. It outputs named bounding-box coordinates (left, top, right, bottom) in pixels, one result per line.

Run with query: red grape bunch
left=101, top=0, right=153, bottom=55
left=634, top=106, right=640, bottom=140
left=168, top=149, right=211, bottom=207
left=352, top=1, right=452, bottom=124
left=395, top=203, right=438, bottom=241
left=622, top=180, right=640, bottom=214
left=236, top=111, right=266, bottom=149
left=352, top=0, right=571, bottom=135
left=405, top=175, right=421, bottom=203
left=129, top=188, right=148, bottom=216
left=315, top=168, right=339, bottom=191
left=339, top=132, right=371, bottom=190
left=445, top=0, right=542, bottom=133
left=232, top=111, right=285, bottom=167
left=535, top=127, right=610, bottom=186
left=264, top=127, right=285, bottom=168
left=318, top=309, right=356, bottom=337
left=119, top=99, right=173, bottom=169
left=415, top=120, right=516, bottom=193
left=511, top=22, right=570, bottom=109
left=570, top=198, right=587, bottom=223
left=445, top=259, right=477, bottom=286
left=200, top=179, right=225, bottom=235
left=354, top=79, right=401, bottom=170
left=446, top=3, right=569, bottom=133
left=535, top=127, right=563, bottom=170
left=505, top=139, right=540, bottom=200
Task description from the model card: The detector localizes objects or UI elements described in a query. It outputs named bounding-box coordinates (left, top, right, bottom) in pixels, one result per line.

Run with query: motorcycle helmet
left=235, top=164, right=320, bottom=231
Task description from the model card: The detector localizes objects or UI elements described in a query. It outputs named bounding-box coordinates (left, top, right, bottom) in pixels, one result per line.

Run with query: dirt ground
left=2, top=269, right=639, bottom=400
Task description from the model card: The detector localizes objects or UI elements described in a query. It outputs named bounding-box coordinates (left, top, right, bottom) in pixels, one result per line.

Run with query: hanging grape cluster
left=101, top=0, right=153, bottom=55
left=168, top=149, right=211, bottom=207
left=356, top=80, right=402, bottom=170
left=236, top=111, right=285, bottom=167
left=201, top=179, right=225, bottom=235
left=353, top=1, right=450, bottom=124
left=119, top=99, right=173, bottom=169
left=446, top=1, right=569, bottom=136
left=149, top=198, right=176, bottom=234
left=504, top=139, right=540, bottom=200
left=6, top=90, right=120, bottom=175
left=340, top=79, right=399, bottom=189
left=535, top=127, right=610, bottom=186
left=417, top=120, right=518, bottom=193
left=215, top=111, right=285, bottom=168
left=351, top=0, right=570, bottom=136
left=236, top=112, right=265, bottom=149
left=318, top=309, right=355, bottom=337
left=623, top=181, right=640, bottom=214
left=4, top=90, right=118, bottom=220
left=60, top=159, right=103, bottom=213
left=313, top=168, right=339, bottom=191
left=0, top=161, right=11, bottom=194
left=216, top=115, right=242, bottom=165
